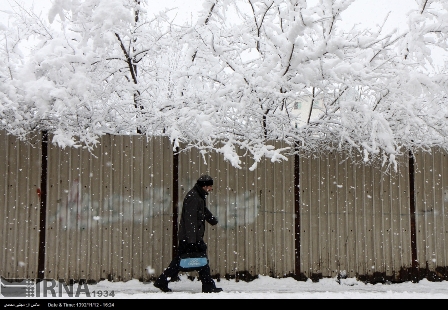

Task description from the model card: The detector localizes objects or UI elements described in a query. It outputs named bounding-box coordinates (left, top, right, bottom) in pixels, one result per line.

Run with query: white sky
left=3, top=0, right=204, bottom=19
left=8, top=0, right=443, bottom=64
left=4, top=0, right=416, bottom=28
left=4, top=0, right=430, bottom=56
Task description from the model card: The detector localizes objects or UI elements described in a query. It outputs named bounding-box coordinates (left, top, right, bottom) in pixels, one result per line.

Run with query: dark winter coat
left=178, top=183, right=218, bottom=254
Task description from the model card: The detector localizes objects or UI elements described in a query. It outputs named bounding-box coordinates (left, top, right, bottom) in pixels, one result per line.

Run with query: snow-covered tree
left=1, top=0, right=447, bottom=169
left=1, top=0, right=186, bottom=149
left=181, top=0, right=448, bottom=169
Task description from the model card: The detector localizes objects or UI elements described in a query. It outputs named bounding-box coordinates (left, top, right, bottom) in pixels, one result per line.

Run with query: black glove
left=187, top=243, right=198, bottom=254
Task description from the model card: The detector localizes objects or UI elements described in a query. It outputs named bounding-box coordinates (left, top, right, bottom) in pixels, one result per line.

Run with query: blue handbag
left=179, top=252, right=208, bottom=270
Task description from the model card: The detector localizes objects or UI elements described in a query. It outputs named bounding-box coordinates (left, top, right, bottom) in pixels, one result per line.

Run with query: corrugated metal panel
left=44, top=135, right=173, bottom=282
left=3, top=130, right=448, bottom=283
left=414, top=148, right=448, bottom=278
left=299, top=151, right=411, bottom=281
left=0, top=130, right=41, bottom=279
left=178, top=140, right=295, bottom=279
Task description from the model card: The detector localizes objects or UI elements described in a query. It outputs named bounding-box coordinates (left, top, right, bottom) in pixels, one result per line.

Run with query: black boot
left=202, top=287, right=223, bottom=293
left=154, top=278, right=172, bottom=292
left=202, top=284, right=223, bottom=293
left=198, top=266, right=222, bottom=293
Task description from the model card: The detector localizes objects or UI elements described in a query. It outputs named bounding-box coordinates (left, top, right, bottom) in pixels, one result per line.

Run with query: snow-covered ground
left=2, top=274, right=448, bottom=300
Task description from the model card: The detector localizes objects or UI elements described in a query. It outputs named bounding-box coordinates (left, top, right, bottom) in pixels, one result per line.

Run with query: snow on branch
left=1, top=0, right=447, bottom=170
